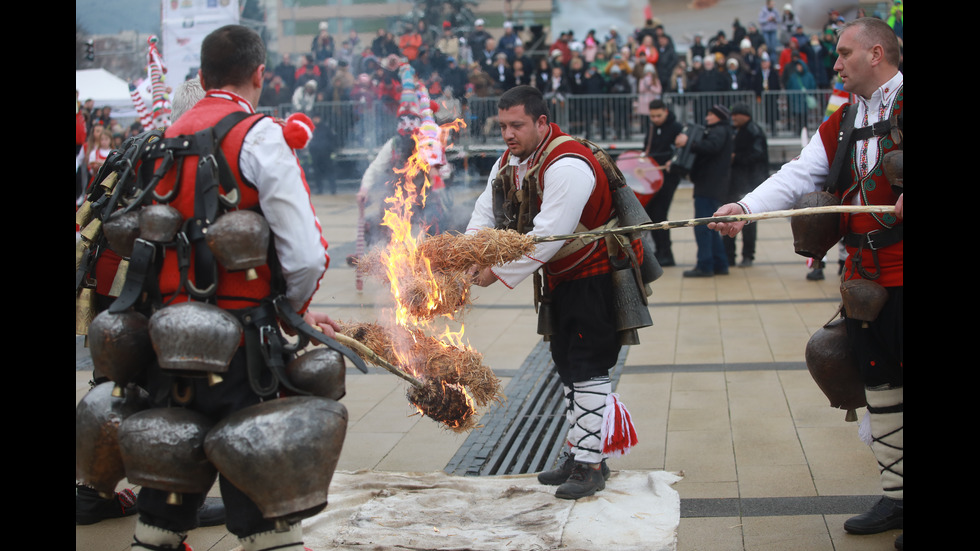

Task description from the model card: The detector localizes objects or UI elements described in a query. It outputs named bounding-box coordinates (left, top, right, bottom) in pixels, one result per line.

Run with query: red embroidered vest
left=818, top=87, right=903, bottom=287
left=496, top=124, right=620, bottom=286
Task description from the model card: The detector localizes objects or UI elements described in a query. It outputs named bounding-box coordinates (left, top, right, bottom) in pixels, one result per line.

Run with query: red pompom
left=282, top=112, right=315, bottom=149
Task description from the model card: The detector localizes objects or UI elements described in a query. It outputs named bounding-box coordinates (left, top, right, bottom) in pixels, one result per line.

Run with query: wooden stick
left=534, top=205, right=897, bottom=243
left=332, top=333, right=423, bottom=388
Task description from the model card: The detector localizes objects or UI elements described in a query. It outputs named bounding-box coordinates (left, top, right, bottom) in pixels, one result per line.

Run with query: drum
left=615, top=151, right=663, bottom=207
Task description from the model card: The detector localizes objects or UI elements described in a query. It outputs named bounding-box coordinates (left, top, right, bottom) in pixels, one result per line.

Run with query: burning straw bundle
left=336, top=320, right=503, bottom=432
left=417, top=228, right=538, bottom=273
left=355, top=229, right=537, bottom=321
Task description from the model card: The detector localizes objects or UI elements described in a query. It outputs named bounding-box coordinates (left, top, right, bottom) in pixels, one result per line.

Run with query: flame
left=379, top=117, right=476, bottom=417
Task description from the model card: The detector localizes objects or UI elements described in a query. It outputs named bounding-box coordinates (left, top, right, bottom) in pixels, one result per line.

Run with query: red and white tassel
left=601, top=393, right=638, bottom=457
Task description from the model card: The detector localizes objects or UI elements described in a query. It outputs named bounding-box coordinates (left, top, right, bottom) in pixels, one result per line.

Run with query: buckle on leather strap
left=845, top=225, right=903, bottom=251
left=864, top=229, right=885, bottom=251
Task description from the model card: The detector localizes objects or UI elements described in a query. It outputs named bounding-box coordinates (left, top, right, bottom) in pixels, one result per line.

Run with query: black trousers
left=548, top=273, right=622, bottom=386
left=644, top=173, right=680, bottom=258
left=845, top=285, right=903, bottom=388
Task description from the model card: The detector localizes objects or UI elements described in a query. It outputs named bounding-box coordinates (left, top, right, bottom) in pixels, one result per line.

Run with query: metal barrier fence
left=259, top=89, right=834, bottom=154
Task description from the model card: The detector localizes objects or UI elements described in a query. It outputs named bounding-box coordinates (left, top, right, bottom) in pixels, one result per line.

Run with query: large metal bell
left=118, top=407, right=217, bottom=499
left=883, top=150, right=903, bottom=194
left=88, top=309, right=155, bottom=393
left=103, top=210, right=141, bottom=258
left=610, top=181, right=663, bottom=286
left=791, top=191, right=842, bottom=260
left=611, top=261, right=653, bottom=344
left=805, top=318, right=867, bottom=418
left=139, top=204, right=184, bottom=243
left=76, top=382, right=150, bottom=497
left=205, top=210, right=270, bottom=277
left=285, top=349, right=347, bottom=400
left=149, top=301, right=242, bottom=374
left=536, top=300, right=554, bottom=341
left=204, top=397, right=348, bottom=525
left=840, top=279, right=889, bottom=323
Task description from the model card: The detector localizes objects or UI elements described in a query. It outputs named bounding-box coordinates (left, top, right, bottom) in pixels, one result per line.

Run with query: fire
left=376, top=116, right=483, bottom=427
left=379, top=129, right=446, bottom=328
left=379, top=116, right=469, bottom=329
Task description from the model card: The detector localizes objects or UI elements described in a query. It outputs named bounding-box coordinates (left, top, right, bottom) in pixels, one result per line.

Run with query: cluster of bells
left=77, top=205, right=350, bottom=531
left=796, top=148, right=903, bottom=421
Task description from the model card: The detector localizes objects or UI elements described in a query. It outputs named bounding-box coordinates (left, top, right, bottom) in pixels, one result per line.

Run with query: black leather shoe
left=844, top=497, right=903, bottom=535
left=657, top=255, right=676, bottom=267
left=806, top=267, right=825, bottom=281
left=683, top=268, right=714, bottom=278
left=894, top=532, right=903, bottom=550
left=555, top=462, right=606, bottom=500
left=739, top=259, right=753, bottom=267
left=76, top=486, right=137, bottom=525
left=537, top=451, right=609, bottom=486
left=197, top=497, right=226, bottom=528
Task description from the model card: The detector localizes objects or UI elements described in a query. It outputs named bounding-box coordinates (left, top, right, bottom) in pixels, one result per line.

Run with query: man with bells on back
left=710, top=17, right=904, bottom=549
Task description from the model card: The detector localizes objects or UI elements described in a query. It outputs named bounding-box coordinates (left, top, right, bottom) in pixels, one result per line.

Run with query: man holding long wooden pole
left=710, top=17, right=904, bottom=549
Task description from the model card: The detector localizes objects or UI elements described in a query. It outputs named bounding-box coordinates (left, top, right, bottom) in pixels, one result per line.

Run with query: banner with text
left=161, top=0, right=240, bottom=86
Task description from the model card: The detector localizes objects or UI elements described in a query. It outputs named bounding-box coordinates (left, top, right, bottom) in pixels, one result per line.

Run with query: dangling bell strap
left=844, top=225, right=903, bottom=280
left=273, top=295, right=369, bottom=374
left=235, top=302, right=291, bottom=397
left=108, top=239, right=159, bottom=314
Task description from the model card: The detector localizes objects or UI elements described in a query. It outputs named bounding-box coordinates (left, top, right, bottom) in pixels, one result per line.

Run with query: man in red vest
left=711, top=18, right=903, bottom=548
left=467, top=86, right=642, bottom=500
left=131, top=25, right=339, bottom=551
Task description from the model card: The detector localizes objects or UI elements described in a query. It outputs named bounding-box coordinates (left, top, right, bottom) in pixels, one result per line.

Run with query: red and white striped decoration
left=129, top=83, right=153, bottom=130
left=146, top=36, right=171, bottom=129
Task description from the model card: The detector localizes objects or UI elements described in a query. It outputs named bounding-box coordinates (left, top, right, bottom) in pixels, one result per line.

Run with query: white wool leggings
left=564, top=376, right=611, bottom=464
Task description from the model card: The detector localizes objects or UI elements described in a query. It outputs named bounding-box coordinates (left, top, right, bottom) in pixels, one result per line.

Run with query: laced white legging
left=565, top=376, right=611, bottom=464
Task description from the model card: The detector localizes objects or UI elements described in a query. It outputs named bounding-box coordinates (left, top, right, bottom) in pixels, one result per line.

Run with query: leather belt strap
left=844, top=225, right=903, bottom=251
left=826, top=105, right=859, bottom=195
left=844, top=225, right=903, bottom=280
left=852, top=117, right=893, bottom=142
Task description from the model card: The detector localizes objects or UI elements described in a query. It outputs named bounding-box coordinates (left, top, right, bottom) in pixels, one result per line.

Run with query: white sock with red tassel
left=601, top=392, right=638, bottom=457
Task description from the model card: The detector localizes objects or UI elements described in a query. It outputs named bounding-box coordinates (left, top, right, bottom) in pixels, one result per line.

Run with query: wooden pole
left=332, top=333, right=424, bottom=388
left=534, top=205, right=897, bottom=243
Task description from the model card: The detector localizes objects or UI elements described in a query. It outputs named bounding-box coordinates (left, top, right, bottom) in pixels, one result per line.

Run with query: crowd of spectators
left=77, top=1, right=905, bottom=165
left=256, top=3, right=900, bottom=141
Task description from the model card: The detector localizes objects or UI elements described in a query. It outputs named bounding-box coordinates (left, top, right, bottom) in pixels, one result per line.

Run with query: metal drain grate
left=445, top=340, right=628, bottom=476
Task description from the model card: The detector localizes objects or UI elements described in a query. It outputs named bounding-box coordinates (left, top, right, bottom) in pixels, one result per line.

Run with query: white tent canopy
left=76, top=68, right=153, bottom=121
